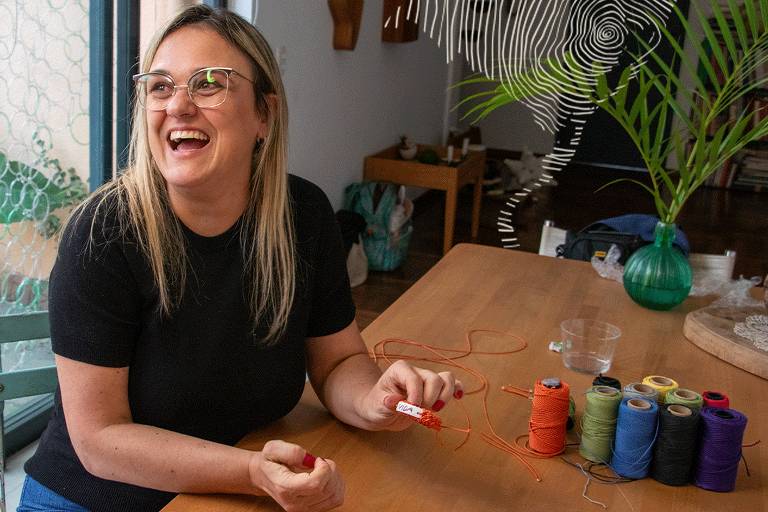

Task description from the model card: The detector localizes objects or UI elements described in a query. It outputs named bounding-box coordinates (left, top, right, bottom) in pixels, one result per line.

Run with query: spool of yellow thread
left=642, top=375, right=679, bottom=403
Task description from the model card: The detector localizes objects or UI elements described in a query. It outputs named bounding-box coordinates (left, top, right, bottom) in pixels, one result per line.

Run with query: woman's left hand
left=356, top=360, right=463, bottom=431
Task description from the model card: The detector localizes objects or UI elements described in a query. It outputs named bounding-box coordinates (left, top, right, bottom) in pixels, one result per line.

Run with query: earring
left=254, top=137, right=265, bottom=153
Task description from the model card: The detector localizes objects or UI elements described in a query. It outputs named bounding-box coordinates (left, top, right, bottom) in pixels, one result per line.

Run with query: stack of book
left=732, top=145, right=768, bottom=192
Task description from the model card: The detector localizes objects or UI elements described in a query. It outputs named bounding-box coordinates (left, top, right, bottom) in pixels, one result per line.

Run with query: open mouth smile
left=168, top=129, right=211, bottom=151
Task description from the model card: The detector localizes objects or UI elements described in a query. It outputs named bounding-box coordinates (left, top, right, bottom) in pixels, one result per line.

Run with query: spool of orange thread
left=528, top=378, right=571, bottom=455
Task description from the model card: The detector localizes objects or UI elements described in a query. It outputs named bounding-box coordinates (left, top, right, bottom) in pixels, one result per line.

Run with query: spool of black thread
left=651, top=404, right=701, bottom=486
left=592, top=374, right=621, bottom=391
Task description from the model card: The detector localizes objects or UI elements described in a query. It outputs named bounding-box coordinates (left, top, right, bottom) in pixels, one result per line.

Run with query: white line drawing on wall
left=389, top=0, right=675, bottom=247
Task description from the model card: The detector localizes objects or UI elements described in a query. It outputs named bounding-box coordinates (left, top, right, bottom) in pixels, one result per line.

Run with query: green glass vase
left=622, top=222, right=692, bottom=310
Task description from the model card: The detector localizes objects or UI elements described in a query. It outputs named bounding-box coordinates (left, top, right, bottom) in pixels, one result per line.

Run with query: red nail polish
left=432, top=400, right=445, bottom=412
left=454, top=390, right=464, bottom=399
left=302, top=453, right=317, bottom=468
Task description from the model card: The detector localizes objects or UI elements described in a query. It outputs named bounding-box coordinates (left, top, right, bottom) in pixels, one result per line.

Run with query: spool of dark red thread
left=702, top=391, right=729, bottom=409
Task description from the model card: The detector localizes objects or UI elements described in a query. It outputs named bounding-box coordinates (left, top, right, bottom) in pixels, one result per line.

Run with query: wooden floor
left=352, top=164, right=768, bottom=329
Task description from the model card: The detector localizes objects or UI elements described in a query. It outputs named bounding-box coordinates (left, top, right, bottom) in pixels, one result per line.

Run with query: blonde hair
left=78, top=5, right=295, bottom=344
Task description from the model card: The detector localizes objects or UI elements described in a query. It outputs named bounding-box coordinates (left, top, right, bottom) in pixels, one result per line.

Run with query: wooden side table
left=363, top=144, right=485, bottom=255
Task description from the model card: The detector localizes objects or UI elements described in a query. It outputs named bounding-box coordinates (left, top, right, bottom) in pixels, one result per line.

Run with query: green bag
left=343, top=182, right=413, bottom=271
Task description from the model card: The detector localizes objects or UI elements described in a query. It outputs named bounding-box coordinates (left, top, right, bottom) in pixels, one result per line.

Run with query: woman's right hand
left=250, top=440, right=345, bottom=512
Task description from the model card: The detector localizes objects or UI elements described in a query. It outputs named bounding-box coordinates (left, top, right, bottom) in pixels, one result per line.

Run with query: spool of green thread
left=579, top=386, right=622, bottom=463
left=664, top=388, right=703, bottom=410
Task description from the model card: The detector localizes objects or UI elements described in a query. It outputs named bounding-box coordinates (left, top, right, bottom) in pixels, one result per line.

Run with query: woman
left=21, top=6, right=461, bottom=512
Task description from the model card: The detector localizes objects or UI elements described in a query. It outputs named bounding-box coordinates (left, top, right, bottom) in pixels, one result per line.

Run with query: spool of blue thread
left=610, top=397, right=659, bottom=479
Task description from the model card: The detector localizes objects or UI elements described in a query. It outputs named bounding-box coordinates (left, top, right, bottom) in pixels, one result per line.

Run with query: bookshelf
left=699, top=7, right=768, bottom=192
left=732, top=140, right=768, bottom=191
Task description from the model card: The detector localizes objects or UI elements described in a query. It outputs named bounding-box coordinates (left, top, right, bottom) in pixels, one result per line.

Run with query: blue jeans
left=16, top=476, right=90, bottom=512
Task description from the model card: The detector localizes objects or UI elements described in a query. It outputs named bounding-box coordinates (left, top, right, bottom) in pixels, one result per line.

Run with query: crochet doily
left=733, top=315, right=768, bottom=352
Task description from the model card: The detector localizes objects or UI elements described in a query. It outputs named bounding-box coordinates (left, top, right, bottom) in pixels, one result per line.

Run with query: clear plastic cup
left=560, top=319, right=621, bottom=374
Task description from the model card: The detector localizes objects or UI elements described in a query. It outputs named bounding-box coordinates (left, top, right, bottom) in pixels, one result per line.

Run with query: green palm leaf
left=453, top=0, right=768, bottom=223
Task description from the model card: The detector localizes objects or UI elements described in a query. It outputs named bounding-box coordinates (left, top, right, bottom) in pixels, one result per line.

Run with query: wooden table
left=163, top=245, right=767, bottom=512
left=363, top=144, right=485, bottom=255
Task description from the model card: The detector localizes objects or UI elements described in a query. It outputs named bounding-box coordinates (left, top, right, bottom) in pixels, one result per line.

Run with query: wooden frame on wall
left=328, top=0, right=364, bottom=50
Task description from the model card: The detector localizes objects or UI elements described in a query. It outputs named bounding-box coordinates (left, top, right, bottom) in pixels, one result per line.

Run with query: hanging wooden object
left=382, top=0, right=419, bottom=42
left=328, top=0, right=364, bottom=50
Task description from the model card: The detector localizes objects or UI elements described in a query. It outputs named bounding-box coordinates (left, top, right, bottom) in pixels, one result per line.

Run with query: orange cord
left=527, top=380, right=570, bottom=455
left=371, top=329, right=552, bottom=481
left=417, top=409, right=443, bottom=431
left=500, top=383, right=570, bottom=458
left=395, top=400, right=470, bottom=435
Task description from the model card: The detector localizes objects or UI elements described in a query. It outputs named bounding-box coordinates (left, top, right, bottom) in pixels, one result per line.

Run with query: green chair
left=0, top=312, right=57, bottom=512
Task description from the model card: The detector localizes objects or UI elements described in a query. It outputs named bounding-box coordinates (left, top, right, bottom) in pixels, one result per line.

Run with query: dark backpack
left=556, top=225, right=648, bottom=264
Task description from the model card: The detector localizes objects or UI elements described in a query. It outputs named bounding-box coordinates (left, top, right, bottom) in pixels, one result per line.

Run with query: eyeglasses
left=132, top=67, right=255, bottom=111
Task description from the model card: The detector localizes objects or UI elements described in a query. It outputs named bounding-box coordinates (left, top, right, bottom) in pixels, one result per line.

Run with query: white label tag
left=395, top=401, right=423, bottom=419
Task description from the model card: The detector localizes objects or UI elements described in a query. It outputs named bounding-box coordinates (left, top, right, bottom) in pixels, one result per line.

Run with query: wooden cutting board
left=683, top=304, right=768, bottom=380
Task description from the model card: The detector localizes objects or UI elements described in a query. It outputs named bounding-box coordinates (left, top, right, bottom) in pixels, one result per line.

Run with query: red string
left=702, top=390, right=730, bottom=409
left=371, top=329, right=551, bottom=481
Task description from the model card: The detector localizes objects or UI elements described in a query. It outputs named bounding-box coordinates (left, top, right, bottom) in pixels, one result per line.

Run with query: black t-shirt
left=25, top=175, right=356, bottom=511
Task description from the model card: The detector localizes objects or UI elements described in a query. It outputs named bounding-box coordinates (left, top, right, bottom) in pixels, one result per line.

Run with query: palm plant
left=456, top=0, right=768, bottom=224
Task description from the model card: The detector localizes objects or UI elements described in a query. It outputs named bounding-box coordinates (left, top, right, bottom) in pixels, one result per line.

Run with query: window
left=0, top=0, right=138, bottom=456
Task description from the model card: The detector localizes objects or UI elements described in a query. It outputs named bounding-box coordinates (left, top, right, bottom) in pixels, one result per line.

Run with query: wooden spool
left=594, top=386, right=619, bottom=396
left=627, top=398, right=652, bottom=411
left=628, top=383, right=656, bottom=397
left=671, top=389, right=699, bottom=401
left=668, top=404, right=692, bottom=417
left=648, top=376, right=674, bottom=387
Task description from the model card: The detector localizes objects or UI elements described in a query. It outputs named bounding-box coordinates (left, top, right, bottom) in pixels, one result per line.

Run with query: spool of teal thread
left=611, top=397, right=659, bottom=479
left=623, top=382, right=659, bottom=403
left=579, top=386, right=622, bottom=463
